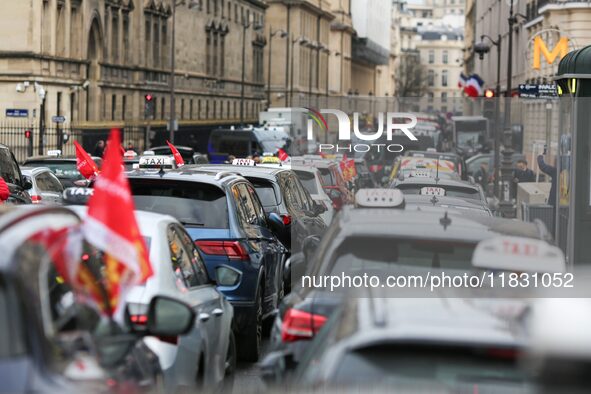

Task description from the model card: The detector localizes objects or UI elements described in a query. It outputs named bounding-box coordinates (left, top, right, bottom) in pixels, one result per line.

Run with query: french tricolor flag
left=458, top=73, right=468, bottom=88
left=463, top=74, right=484, bottom=97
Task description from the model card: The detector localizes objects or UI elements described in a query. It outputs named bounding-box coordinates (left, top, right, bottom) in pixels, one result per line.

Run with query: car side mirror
left=303, top=235, right=321, bottom=262
left=22, top=179, right=33, bottom=190
left=146, top=296, right=195, bottom=337
left=267, top=212, right=285, bottom=233
left=313, top=201, right=327, bottom=216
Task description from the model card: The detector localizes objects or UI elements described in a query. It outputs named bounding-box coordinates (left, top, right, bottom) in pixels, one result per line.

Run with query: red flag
left=74, top=141, right=100, bottom=180
left=167, top=140, right=185, bottom=167
left=339, top=156, right=357, bottom=182
left=277, top=148, right=289, bottom=162
left=83, top=129, right=153, bottom=316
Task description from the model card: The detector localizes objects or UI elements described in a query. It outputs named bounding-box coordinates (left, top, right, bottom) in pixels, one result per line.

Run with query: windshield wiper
left=179, top=220, right=205, bottom=227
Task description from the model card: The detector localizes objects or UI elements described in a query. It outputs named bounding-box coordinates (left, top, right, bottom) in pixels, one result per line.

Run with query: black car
left=149, top=145, right=209, bottom=164
left=22, top=155, right=102, bottom=188
left=195, top=164, right=327, bottom=290
left=126, top=167, right=288, bottom=361
left=0, top=144, right=32, bottom=204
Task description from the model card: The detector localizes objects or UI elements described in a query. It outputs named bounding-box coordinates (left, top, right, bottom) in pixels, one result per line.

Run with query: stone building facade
left=0, top=0, right=268, bottom=133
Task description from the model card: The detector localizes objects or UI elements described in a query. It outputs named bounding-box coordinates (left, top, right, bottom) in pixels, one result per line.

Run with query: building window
left=122, top=95, right=127, bottom=120
left=428, top=70, right=434, bottom=87
left=112, top=13, right=119, bottom=63
left=442, top=70, right=448, bottom=87
left=153, top=18, right=160, bottom=67
left=228, top=1, right=231, bottom=20
left=111, top=95, right=117, bottom=121
left=161, top=97, right=165, bottom=119
left=442, top=50, right=448, bottom=64
left=71, top=6, right=81, bottom=57
left=123, top=15, right=130, bottom=63
left=189, top=99, right=193, bottom=120
left=162, top=23, right=168, bottom=68
left=198, top=99, right=202, bottom=119
left=145, top=16, right=151, bottom=66
left=441, top=92, right=448, bottom=102
left=428, top=50, right=434, bottom=64
left=206, top=31, right=211, bottom=74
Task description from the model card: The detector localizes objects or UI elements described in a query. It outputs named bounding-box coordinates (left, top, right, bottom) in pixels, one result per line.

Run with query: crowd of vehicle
left=0, top=112, right=584, bottom=393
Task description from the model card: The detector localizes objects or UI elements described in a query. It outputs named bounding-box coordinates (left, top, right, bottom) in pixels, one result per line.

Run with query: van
left=207, top=126, right=291, bottom=163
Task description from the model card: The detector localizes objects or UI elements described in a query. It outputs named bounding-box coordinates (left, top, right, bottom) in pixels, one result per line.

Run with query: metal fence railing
left=0, top=122, right=147, bottom=162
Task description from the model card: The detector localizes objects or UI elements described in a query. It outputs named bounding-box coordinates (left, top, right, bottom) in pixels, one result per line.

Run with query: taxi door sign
left=138, top=155, right=174, bottom=169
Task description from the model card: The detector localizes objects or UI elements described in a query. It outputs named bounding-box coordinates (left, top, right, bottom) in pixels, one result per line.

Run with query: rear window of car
left=332, top=345, right=529, bottom=389
left=246, top=178, right=279, bottom=208
left=394, top=184, right=481, bottom=200
left=318, top=167, right=334, bottom=186
left=129, top=179, right=229, bottom=228
left=25, top=161, right=83, bottom=180
left=294, top=170, right=318, bottom=195
left=328, top=236, right=477, bottom=274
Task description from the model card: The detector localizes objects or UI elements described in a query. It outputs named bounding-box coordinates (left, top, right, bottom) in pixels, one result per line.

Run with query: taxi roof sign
left=355, top=189, right=405, bottom=209
left=232, top=158, right=256, bottom=166
left=47, top=149, right=62, bottom=157
left=62, top=187, right=94, bottom=205
left=138, top=155, right=175, bottom=169
left=472, top=236, right=566, bottom=273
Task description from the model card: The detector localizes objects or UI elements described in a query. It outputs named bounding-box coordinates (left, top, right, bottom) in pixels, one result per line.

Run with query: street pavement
left=233, top=339, right=270, bottom=394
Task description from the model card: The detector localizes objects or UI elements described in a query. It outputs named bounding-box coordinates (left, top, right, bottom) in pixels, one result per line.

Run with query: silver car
left=70, top=206, right=236, bottom=393
left=20, top=166, right=64, bottom=205
left=292, top=165, right=334, bottom=225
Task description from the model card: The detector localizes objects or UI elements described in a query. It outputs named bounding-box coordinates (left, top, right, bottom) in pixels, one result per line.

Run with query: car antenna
left=158, top=165, right=165, bottom=177
left=439, top=211, right=451, bottom=230
left=435, top=156, right=440, bottom=183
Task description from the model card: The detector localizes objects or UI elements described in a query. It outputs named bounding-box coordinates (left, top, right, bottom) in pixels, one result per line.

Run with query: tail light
left=31, top=195, right=42, bottom=204
left=196, top=240, right=249, bottom=261
left=281, top=214, right=292, bottom=226
left=130, top=314, right=148, bottom=325
left=281, top=308, right=327, bottom=342
left=369, top=164, right=383, bottom=173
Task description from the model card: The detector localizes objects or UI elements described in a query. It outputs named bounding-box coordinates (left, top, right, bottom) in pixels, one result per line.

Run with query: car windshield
left=247, top=178, right=279, bottom=208
left=294, top=170, right=318, bottom=194
left=318, top=167, right=334, bottom=186
left=151, top=147, right=194, bottom=163
left=395, top=184, right=481, bottom=200
left=331, top=345, right=531, bottom=391
left=457, top=132, right=481, bottom=147
left=129, top=179, right=229, bottom=228
left=25, top=161, right=84, bottom=181
left=329, top=236, right=477, bottom=274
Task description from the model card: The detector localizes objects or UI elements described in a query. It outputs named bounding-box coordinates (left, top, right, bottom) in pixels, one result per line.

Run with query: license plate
left=421, top=187, right=445, bottom=196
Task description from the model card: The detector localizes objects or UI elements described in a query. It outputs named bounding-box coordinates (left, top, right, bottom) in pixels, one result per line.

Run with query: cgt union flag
left=74, top=141, right=100, bottom=180
left=339, top=155, right=357, bottom=182
left=83, top=128, right=153, bottom=316
left=167, top=140, right=185, bottom=167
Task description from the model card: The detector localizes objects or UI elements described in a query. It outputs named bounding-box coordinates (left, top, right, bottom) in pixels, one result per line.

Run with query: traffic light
left=24, top=129, right=31, bottom=139
left=144, top=94, right=155, bottom=119
left=484, top=89, right=495, bottom=98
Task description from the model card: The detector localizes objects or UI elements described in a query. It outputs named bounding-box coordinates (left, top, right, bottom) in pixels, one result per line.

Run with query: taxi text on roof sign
left=232, top=158, right=256, bottom=166
left=47, top=149, right=62, bottom=157
left=138, top=155, right=175, bottom=169
left=355, top=188, right=405, bottom=208
left=471, top=236, right=566, bottom=273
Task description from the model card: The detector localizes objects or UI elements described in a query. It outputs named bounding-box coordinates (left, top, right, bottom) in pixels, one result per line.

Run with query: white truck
left=259, top=108, right=312, bottom=154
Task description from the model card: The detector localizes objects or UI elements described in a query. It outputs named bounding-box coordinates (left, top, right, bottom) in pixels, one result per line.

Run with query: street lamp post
left=240, top=18, right=263, bottom=125
left=289, top=35, right=308, bottom=107
left=267, top=27, right=287, bottom=109
left=499, top=0, right=518, bottom=218
left=480, top=34, right=502, bottom=198
left=170, top=0, right=199, bottom=144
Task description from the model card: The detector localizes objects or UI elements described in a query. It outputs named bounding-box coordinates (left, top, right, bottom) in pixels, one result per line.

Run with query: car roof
left=23, top=155, right=78, bottom=162
left=393, top=177, right=479, bottom=190
left=338, top=207, right=547, bottom=242
left=406, top=150, right=461, bottom=160
left=191, top=164, right=289, bottom=180
left=68, top=206, right=177, bottom=239
left=343, top=297, right=526, bottom=349
left=150, top=145, right=193, bottom=151
left=125, top=166, right=246, bottom=187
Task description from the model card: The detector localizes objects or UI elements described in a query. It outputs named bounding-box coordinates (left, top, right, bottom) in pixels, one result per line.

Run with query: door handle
left=198, top=313, right=210, bottom=322
left=212, top=308, right=224, bottom=317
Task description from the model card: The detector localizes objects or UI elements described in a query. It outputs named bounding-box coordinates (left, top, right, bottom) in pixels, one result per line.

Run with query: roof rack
left=215, top=171, right=239, bottom=180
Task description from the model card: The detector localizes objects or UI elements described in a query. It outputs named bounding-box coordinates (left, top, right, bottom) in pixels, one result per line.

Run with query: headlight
left=216, top=266, right=241, bottom=286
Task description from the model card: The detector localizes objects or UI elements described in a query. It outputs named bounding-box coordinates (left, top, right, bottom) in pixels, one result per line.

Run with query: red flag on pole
left=277, top=148, right=289, bottom=162
left=74, top=141, right=100, bottom=180
left=83, top=128, right=153, bottom=316
left=167, top=140, right=185, bottom=167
